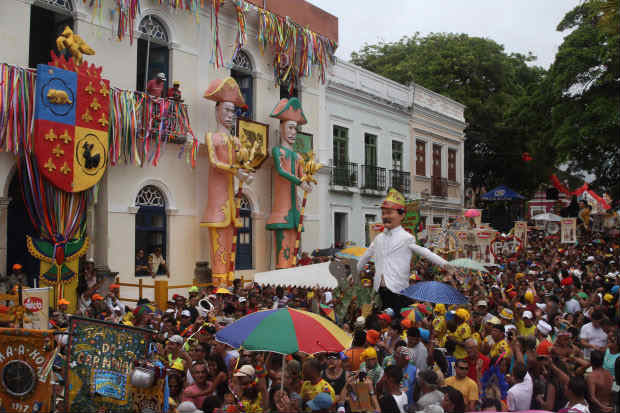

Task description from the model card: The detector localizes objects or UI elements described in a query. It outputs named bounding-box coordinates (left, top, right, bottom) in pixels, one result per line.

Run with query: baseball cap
left=360, top=347, right=377, bottom=361
left=157, top=72, right=166, bottom=80
left=238, top=297, right=247, bottom=303
left=536, top=340, right=552, bottom=356
left=354, top=316, right=365, bottom=328
left=181, top=309, right=191, bottom=317
left=476, top=300, right=488, bottom=307
left=91, top=294, right=104, bottom=301
left=188, top=286, right=199, bottom=294
left=58, top=298, right=70, bottom=305
left=383, top=308, right=395, bottom=317
left=234, top=365, right=255, bottom=377
left=366, top=329, right=380, bottom=345
left=378, top=313, right=391, bottom=323
left=522, top=311, right=533, bottom=319
left=168, top=335, right=184, bottom=345
left=306, top=392, right=333, bottom=411
left=396, top=346, right=410, bottom=360
left=109, top=284, right=120, bottom=290
left=12, top=263, right=22, bottom=271
left=537, top=320, right=552, bottom=335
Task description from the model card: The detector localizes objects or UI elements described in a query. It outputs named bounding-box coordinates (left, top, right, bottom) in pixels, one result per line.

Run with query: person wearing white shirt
left=506, top=362, right=533, bottom=411
left=580, top=310, right=608, bottom=360
left=357, top=189, right=448, bottom=311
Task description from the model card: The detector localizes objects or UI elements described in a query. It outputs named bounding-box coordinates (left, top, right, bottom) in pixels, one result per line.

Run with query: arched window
left=135, top=185, right=167, bottom=276
left=137, top=15, right=170, bottom=94
left=29, top=0, right=74, bottom=68
left=231, top=50, right=253, bottom=120
left=235, top=196, right=252, bottom=270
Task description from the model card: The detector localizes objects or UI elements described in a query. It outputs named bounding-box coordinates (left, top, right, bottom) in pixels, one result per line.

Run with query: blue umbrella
left=480, top=185, right=525, bottom=201
left=400, top=281, right=468, bottom=305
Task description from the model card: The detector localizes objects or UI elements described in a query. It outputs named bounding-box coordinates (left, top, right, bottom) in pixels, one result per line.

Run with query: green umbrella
left=448, top=258, right=489, bottom=273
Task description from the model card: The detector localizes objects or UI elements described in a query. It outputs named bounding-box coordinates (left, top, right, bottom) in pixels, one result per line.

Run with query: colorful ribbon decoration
left=0, top=64, right=36, bottom=154
left=115, top=0, right=141, bottom=43
left=108, top=88, right=197, bottom=167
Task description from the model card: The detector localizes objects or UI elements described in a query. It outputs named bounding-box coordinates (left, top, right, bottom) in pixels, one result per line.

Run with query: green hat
left=188, top=286, right=199, bottom=294
left=270, top=97, right=307, bottom=125
left=577, top=292, right=588, bottom=300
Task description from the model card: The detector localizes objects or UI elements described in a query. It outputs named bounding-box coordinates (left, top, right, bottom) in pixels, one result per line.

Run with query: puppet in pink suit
left=266, top=98, right=313, bottom=268
left=200, top=77, right=254, bottom=286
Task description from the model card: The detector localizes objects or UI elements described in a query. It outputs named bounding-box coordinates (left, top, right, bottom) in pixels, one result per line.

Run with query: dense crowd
left=43, top=227, right=620, bottom=413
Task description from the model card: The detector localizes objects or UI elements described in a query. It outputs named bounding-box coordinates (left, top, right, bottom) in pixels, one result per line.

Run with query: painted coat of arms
left=34, top=50, right=109, bottom=192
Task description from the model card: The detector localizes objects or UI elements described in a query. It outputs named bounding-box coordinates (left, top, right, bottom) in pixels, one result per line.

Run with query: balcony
left=330, top=162, right=358, bottom=188
left=360, top=165, right=387, bottom=194
left=431, top=176, right=448, bottom=198
left=390, top=170, right=410, bottom=194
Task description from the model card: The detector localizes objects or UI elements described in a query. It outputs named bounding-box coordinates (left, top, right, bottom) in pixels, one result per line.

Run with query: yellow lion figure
left=47, top=89, right=72, bottom=104
left=56, top=26, right=95, bottom=64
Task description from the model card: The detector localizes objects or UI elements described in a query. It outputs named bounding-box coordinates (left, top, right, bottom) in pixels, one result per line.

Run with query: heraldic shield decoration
left=34, top=62, right=109, bottom=192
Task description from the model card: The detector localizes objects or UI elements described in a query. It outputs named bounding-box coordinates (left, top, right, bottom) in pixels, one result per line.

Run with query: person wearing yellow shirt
left=489, top=324, right=512, bottom=359
left=515, top=310, right=536, bottom=337
left=444, top=358, right=479, bottom=411
left=300, top=359, right=335, bottom=411
left=432, top=304, right=447, bottom=346
left=448, top=308, right=472, bottom=359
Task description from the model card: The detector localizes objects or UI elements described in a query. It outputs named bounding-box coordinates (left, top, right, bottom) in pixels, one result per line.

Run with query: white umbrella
left=532, top=212, right=562, bottom=222
left=253, top=262, right=337, bottom=289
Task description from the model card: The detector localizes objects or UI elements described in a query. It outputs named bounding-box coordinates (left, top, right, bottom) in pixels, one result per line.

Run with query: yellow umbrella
left=215, top=287, right=232, bottom=294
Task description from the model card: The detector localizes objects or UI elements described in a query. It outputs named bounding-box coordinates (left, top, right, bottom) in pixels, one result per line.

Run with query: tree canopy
left=350, top=0, right=619, bottom=201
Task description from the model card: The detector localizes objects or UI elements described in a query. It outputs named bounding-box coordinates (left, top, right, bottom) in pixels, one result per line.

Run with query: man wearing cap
left=147, top=72, right=166, bottom=97
left=266, top=98, right=315, bottom=269
left=301, top=359, right=335, bottom=410
left=167, top=80, right=183, bottom=101
left=489, top=324, right=511, bottom=359
left=200, top=77, right=254, bottom=286
left=515, top=310, right=536, bottom=337
left=359, top=347, right=384, bottom=386
left=357, top=188, right=449, bottom=310
left=105, top=284, right=124, bottom=316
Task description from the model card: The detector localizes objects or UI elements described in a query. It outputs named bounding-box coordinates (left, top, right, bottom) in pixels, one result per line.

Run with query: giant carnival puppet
left=200, top=78, right=256, bottom=286
left=266, top=98, right=319, bottom=268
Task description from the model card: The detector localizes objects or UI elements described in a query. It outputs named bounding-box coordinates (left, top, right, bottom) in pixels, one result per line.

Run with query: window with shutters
left=235, top=196, right=252, bottom=270
left=333, top=126, right=348, bottom=166
left=448, top=148, right=457, bottom=181
left=137, top=15, right=170, bottom=93
left=135, top=186, right=167, bottom=275
left=231, top=50, right=254, bottom=120
left=416, top=140, right=426, bottom=176
left=392, top=141, right=403, bottom=171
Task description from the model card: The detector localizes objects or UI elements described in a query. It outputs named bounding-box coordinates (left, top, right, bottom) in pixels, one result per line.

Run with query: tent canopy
left=253, top=262, right=337, bottom=289
left=481, top=185, right=525, bottom=201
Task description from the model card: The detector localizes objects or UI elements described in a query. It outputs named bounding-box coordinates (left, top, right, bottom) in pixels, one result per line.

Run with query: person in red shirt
left=465, top=337, right=490, bottom=384
left=146, top=72, right=166, bottom=97
left=167, top=80, right=183, bottom=101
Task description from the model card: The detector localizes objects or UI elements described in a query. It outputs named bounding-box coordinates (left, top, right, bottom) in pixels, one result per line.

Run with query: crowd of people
left=41, top=223, right=619, bottom=413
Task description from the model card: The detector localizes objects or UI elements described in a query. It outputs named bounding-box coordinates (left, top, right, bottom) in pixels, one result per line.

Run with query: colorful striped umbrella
left=401, top=306, right=424, bottom=322
left=215, top=308, right=352, bottom=354
left=320, top=304, right=335, bottom=321
left=335, top=246, right=368, bottom=260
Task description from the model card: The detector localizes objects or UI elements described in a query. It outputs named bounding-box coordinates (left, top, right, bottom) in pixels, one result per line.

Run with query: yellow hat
left=515, top=272, right=526, bottom=280
left=409, top=273, right=422, bottom=281
left=455, top=308, right=470, bottom=322
left=486, top=315, right=501, bottom=326
left=434, top=303, right=446, bottom=315
left=360, top=347, right=377, bottom=361
left=604, top=293, right=614, bottom=303
left=381, top=188, right=405, bottom=210
left=171, top=358, right=185, bottom=371
left=500, top=308, right=514, bottom=320
left=524, top=290, right=534, bottom=303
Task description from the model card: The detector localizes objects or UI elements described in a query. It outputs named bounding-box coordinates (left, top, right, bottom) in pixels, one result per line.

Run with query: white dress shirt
left=357, top=225, right=448, bottom=294
left=507, top=372, right=533, bottom=411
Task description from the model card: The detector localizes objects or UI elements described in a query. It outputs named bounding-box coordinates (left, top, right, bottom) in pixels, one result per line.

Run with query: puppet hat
left=381, top=188, right=405, bottom=210
left=203, top=77, right=247, bottom=109
left=270, top=97, right=307, bottom=125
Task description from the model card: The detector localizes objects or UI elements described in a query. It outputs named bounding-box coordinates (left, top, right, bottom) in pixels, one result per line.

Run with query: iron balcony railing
left=360, top=165, right=387, bottom=191
left=330, top=162, right=358, bottom=187
left=431, top=175, right=448, bottom=198
left=390, top=169, right=411, bottom=194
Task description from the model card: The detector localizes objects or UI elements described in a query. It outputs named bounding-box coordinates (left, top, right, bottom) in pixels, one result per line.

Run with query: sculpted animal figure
left=56, top=26, right=95, bottom=64
left=47, top=89, right=72, bottom=104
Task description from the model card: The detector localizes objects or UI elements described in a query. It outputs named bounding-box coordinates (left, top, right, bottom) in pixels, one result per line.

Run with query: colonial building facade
left=0, top=0, right=336, bottom=299
left=318, top=60, right=466, bottom=247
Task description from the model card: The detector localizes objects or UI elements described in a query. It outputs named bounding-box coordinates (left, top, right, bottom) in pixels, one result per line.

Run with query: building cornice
left=327, top=81, right=411, bottom=120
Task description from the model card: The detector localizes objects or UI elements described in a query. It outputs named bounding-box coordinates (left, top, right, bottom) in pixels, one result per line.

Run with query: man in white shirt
left=579, top=310, right=608, bottom=359
left=357, top=188, right=448, bottom=310
left=507, top=361, right=533, bottom=411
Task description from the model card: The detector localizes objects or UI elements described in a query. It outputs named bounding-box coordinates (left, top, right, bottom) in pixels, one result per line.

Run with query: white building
left=0, top=0, right=337, bottom=298
left=317, top=59, right=466, bottom=248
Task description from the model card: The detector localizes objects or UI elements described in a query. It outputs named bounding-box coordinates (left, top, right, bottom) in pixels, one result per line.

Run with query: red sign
left=24, top=296, right=43, bottom=312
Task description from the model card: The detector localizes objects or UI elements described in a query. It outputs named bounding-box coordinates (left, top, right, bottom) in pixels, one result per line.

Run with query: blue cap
left=445, top=310, right=456, bottom=321
left=384, top=308, right=395, bottom=317
left=611, top=285, right=619, bottom=294
left=419, top=328, right=430, bottom=343
left=307, top=393, right=333, bottom=411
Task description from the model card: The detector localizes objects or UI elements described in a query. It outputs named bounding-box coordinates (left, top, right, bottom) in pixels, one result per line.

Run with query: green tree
left=351, top=33, right=550, bottom=196
left=548, top=0, right=620, bottom=200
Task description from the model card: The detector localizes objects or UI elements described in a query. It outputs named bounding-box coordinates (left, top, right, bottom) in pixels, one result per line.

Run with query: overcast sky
left=309, top=0, right=581, bottom=68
